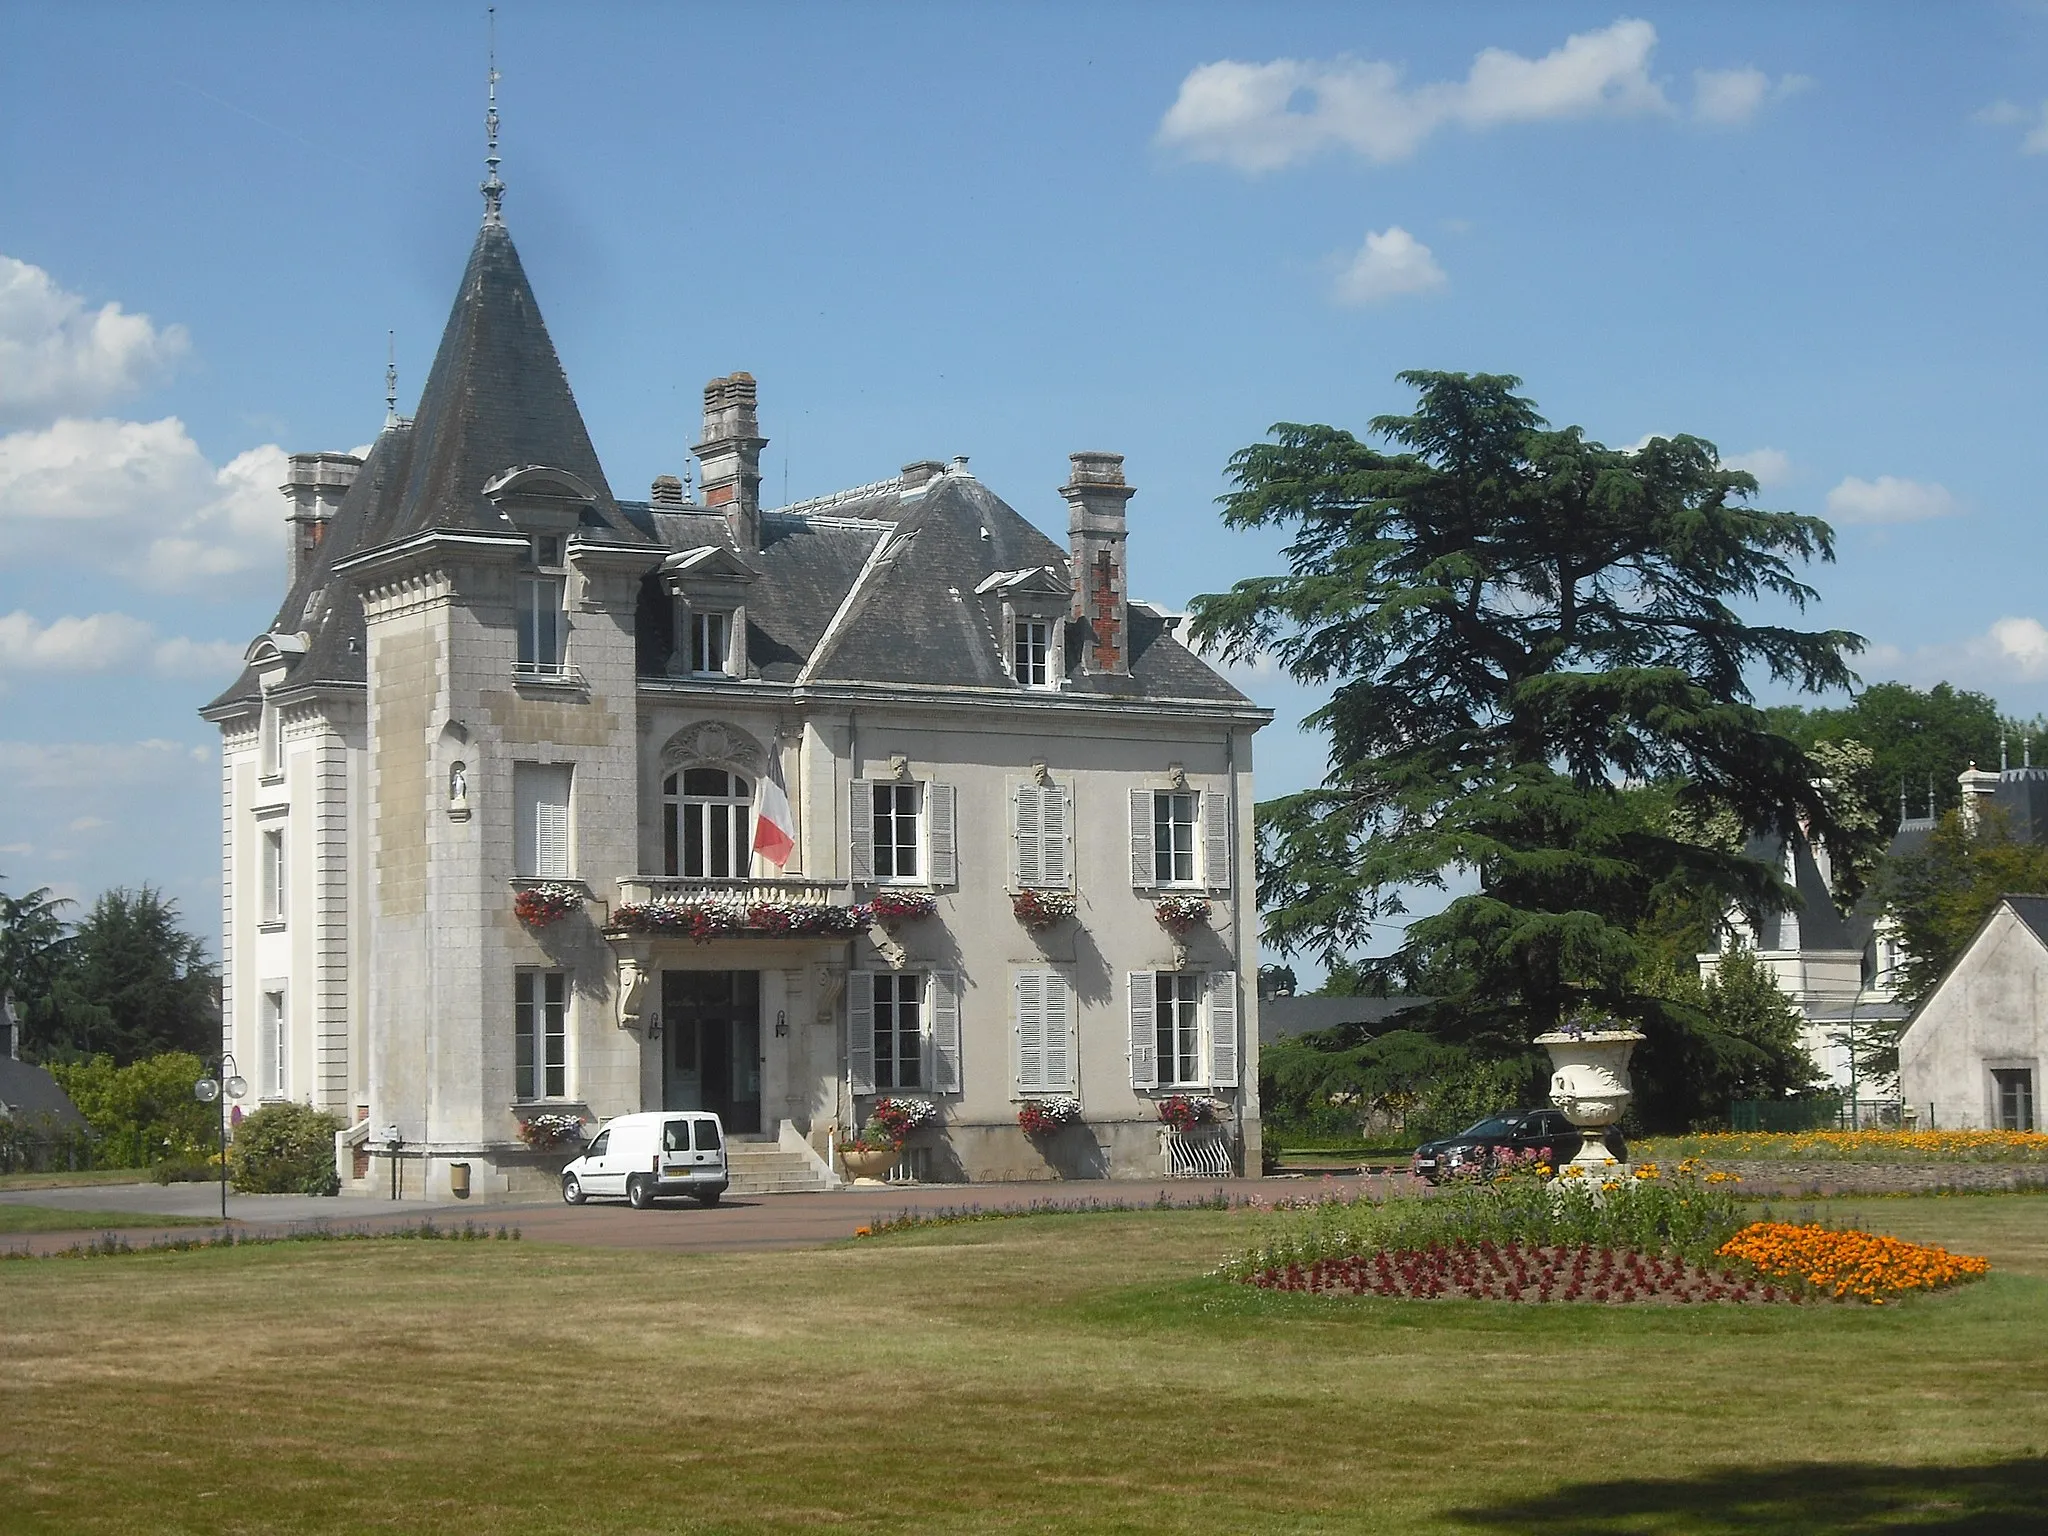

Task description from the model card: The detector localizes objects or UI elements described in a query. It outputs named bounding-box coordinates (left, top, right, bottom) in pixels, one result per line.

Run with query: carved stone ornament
left=617, top=954, right=649, bottom=1033
left=659, top=720, right=767, bottom=776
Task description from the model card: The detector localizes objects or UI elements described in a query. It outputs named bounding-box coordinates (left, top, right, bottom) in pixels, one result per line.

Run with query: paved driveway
left=3, top=1173, right=1394, bottom=1258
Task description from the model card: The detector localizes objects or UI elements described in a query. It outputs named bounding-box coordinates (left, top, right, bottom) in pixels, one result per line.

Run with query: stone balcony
left=615, top=876, right=852, bottom=909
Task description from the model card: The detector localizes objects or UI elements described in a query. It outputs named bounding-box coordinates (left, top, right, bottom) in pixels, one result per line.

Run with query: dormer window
left=690, top=611, right=731, bottom=676
left=530, top=534, right=564, bottom=570
left=1013, top=619, right=1052, bottom=689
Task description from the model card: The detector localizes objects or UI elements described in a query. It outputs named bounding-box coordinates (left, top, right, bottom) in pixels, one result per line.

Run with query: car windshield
left=1459, top=1117, right=1515, bottom=1138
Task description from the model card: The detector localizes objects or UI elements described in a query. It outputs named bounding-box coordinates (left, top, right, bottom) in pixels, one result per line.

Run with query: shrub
left=50, top=1051, right=217, bottom=1167
left=229, top=1102, right=343, bottom=1195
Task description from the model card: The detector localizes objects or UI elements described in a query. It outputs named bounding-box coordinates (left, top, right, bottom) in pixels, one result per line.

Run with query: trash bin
left=450, top=1161, right=471, bottom=1199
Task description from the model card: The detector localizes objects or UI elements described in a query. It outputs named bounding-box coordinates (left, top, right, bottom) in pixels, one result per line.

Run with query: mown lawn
left=0, top=1203, right=208, bottom=1235
left=0, top=1169, right=158, bottom=1192
left=3, top=1196, right=2045, bottom=1534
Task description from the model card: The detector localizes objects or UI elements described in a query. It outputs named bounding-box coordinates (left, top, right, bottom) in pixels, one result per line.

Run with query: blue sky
left=4, top=3, right=2047, bottom=967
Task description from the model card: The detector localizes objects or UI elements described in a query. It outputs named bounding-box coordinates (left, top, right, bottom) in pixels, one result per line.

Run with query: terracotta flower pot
left=841, top=1145, right=897, bottom=1182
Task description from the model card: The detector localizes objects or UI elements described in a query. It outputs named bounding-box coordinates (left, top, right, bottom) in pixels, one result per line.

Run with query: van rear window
left=662, top=1120, right=692, bottom=1153
left=694, top=1119, right=722, bottom=1152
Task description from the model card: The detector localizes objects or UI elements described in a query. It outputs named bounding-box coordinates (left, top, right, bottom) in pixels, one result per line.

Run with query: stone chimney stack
left=281, top=452, right=362, bottom=589
left=1061, top=451, right=1135, bottom=676
left=694, top=372, right=767, bottom=551
left=1959, top=761, right=2003, bottom=829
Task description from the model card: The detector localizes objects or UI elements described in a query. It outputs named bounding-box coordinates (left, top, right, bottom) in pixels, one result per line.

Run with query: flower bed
left=513, top=883, right=583, bottom=927
left=1244, top=1241, right=1785, bottom=1305
left=1018, top=1095, right=1084, bottom=1136
left=868, top=891, right=938, bottom=925
left=1153, top=895, right=1211, bottom=936
left=516, top=1112, right=584, bottom=1151
left=1716, top=1221, right=1990, bottom=1304
left=1012, top=889, right=1076, bottom=930
left=1637, top=1129, right=2048, bottom=1164
left=1158, top=1094, right=1225, bottom=1133
left=612, top=900, right=872, bottom=942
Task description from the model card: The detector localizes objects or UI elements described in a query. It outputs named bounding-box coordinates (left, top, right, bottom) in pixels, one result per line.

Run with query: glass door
left=660, top=970, right=761, bottom=1132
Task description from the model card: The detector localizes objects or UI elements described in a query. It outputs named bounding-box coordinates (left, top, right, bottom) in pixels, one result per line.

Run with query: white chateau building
left=201, top=198, right=1270, bottom=1198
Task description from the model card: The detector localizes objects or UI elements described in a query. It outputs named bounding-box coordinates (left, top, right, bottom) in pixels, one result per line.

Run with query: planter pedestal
left=1535, top=1028, right=1642, bottom=1180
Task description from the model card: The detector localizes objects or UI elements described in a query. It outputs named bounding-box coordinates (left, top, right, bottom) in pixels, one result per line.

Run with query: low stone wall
left=1704, top=1160, right=2048, bottom=1196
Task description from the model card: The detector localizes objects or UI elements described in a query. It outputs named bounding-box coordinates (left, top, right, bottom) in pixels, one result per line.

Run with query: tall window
left=1013, top=619, right=1051, bottom=688
left=260, top=698, right=283, bottom=778
left=1994, top=1068, right=2036, bottom=1132
left=690, top=611, right=730, bottom=675
left=1155, top=973, right=1202, bottom=1088
left=517, top=538, right=566, bottom=674
left=264, top=987, right=287, bottom=1097
left=873, top=973, right=923, bottom=1091
left=515, top=763, right=573, bottom=878
left=1154, top=791, right=1198, bottom=885
left=515, top=970, right=568, bottom=1100
left=664, top=768, right=752, bottom=877
left=261, top=827, right=286, bottom=922
left=873, top=783, right=922, bottom=881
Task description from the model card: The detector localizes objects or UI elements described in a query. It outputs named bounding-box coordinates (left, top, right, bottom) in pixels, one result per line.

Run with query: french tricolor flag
left=753, top=749, right=796, bottom=870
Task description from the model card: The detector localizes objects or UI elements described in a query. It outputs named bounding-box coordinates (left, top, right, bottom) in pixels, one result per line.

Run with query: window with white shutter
left=1202, top=790, right=1231, bottom=893
left=928, top=783, right=958, bottom=886
left=515, top=763, right=574, bottom=878
left=848, top=780, right=874, bottom=882
left=930, top=971, right=962, bottom=1093
left=1207, top=969, right=1239, bottom=1087
left=848, top=972, right=876, bottom=1095
left=1015, top=967, right=1076, bottom=1094
left=1129, top=788, right=1154, bottom=888
left=1014, top=781, right=1072, bottom=890
left=1127, top=970, right=1158, bottom=1089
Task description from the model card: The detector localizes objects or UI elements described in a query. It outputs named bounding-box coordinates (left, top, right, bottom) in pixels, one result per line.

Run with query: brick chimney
left=280, top=452, right=362, bottom=588
left=694, top=372, right=767, bottom=551
left=1060, top=451, right=1134, bottom=676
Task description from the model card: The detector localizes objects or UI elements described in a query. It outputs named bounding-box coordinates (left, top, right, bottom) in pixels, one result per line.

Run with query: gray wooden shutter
left=1015, top=969, right=1046, bottom=1093
left=1207, top=969, right=1239, bottom=1087
left=1127, top=970, right=1158, bottom=1089
left=928, top=782, right=957, bottom=886
left=848, top=780, right=874, bottom=882
left=1043, top=969, right=1074, bottom=1092
left=1013, top=783, right=1043, bottom=889
left=1129, top=787, right=1155, bottom=888
left=930, top=970, right=962, bottom=1094
left=848, top=972, right=875, bottom=1095
left=1042, top=783, right=1072, bottom=889
left=1202, top=788, right=1231, bottom=893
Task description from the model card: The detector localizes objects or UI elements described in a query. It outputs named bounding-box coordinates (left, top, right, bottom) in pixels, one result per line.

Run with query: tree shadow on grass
left=1449, top=1458, right=2048, bottom=1535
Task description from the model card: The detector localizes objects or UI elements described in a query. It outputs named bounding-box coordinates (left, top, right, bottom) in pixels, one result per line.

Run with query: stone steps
left=724, top=1142, right=834, bottom=1196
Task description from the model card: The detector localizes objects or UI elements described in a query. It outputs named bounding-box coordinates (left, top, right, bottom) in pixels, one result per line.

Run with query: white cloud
left=0, top=610, right=244, bottom=678
left=67, top=817, right=108, bottom=833
left=0, top=416, right=288, bottom=590
left=1158, top=19, right=1675, bottom=171
left=0, top=738, right=213, bottom=793
left=1986, top=617, right=2048, bottom=677
left=1978, top=99, right=2048, bottom=154
left=1723, top=447, right=1793, bottom=486
left=1824, top=474, right=1960, bottom=526
left=0, top=255, right=188, bottom=425
left=1334, top=226, right=1448, bottom=305
left=1691, top=67, right=1811, bottom=127
left=1861, top=616, right=2048, bottom=691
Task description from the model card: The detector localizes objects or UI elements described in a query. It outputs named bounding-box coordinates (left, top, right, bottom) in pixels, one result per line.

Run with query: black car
left=1410, top=1108, right=1625, bottom=1184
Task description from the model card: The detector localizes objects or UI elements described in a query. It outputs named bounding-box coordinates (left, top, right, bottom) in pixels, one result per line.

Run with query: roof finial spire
left=384, top=330, right=399, bottom=428
left=2001, top=735, right=2009, bottom=773
left=481, top=7, right=504, bottom=225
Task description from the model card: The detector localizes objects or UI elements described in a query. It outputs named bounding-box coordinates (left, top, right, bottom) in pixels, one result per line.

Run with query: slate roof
left=2004, top=894, right=2048, bottom=949
left=206, top=216, right=1256, bottom=714
left=0, top=1058, right=88, bottom=1132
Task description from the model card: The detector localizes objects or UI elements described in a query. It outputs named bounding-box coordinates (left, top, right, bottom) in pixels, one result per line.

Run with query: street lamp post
left=193, top=1054, right=249, bottom=1222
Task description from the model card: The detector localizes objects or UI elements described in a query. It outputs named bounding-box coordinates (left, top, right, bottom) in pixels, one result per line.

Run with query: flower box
left=1013, top=889, right=1076, bottom=930
left=869, top=891, right=938, bottom=926
left=514, top=883, right=584, bottom=927
left=1152, top=895, right=1211, bottom=937
left=612, top=900, right=870, bottom=942
left=516, top=1111, right=585, bottom=1151
left=1018, top=1096, right=1083, bottom=1136
left=1157, top=1094, right=1225, bottom=1134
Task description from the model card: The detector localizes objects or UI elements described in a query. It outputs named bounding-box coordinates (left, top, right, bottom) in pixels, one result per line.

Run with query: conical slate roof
left=359, top=218, right=644, bottom=549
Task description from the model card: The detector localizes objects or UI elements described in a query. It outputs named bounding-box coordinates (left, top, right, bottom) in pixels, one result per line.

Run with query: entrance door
left=661, top=970, right=763, bottom=1134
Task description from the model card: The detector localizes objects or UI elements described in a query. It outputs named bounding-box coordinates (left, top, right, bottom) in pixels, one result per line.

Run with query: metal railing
left=1163, top=1127, right=1235, bottom=1178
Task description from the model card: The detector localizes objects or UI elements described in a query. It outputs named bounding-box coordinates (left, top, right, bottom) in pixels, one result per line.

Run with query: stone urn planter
left=1534, top=1027, right=1643, bottom=1175
left=841, top=1144, right=897, bottom=1183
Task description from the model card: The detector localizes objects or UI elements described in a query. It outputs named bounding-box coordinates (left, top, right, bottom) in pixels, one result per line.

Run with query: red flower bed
left=1244, top=1240, right=1794, bottom=1305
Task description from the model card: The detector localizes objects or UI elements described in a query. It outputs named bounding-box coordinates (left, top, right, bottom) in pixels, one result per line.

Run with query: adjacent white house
left=1899, top=895, right=2045, bottom=1131
left=200, top=194, right=1271, bottom=1199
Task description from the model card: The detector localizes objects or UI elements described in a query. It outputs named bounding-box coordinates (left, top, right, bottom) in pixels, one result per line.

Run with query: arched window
left=664, top=768, right=753, bottom=878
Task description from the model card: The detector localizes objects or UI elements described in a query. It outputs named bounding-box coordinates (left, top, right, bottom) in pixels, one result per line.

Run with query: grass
left=2, top=1196, right=2045, bottom=1534
left=0, top=1168, right=156, bottom=1192
left=0, top=1204, right=208, bottom=1235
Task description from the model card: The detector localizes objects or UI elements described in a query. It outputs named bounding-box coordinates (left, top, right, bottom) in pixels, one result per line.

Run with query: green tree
left=50, top=1051, right=218, bottom=1168
left=0, top=879, right=74, bottom=1058
left=1879, top=805, right=2048, bottom=1010
left=48, top=888, right=218, bottom=1063
left=1633, top=951, right=1818, bottom=1128
left=1189, top=371, right=1859, bottom=1045
left=1767, top=681, right=2002, bottom=832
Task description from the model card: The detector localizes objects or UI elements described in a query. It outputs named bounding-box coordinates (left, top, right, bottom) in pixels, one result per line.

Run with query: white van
left=560, top=1111, right=728, bottom=1209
